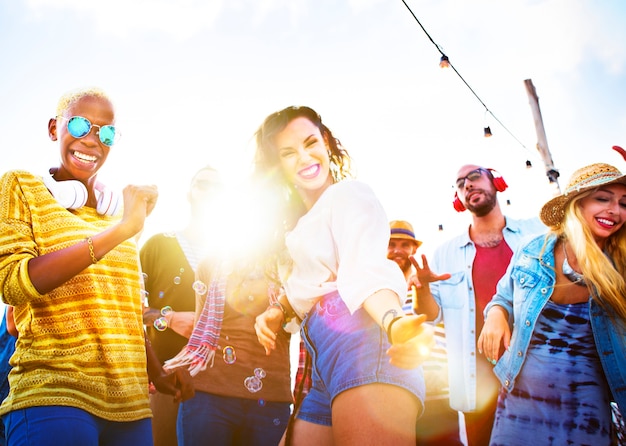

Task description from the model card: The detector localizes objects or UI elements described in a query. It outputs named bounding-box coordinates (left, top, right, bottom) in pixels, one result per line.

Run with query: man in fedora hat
left=388, top=221, right=462, bottom=445
left=411, top=164, right=545, bottom=446
left=388, top=220, right=423, bottom=279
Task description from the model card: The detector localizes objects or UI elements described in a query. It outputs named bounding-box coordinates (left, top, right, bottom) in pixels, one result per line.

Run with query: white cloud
left=26, top=0, right=225, bottom=39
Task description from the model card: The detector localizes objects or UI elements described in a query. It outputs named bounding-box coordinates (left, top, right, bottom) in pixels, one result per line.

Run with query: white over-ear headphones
left=42, top=172, right=121, bottom=216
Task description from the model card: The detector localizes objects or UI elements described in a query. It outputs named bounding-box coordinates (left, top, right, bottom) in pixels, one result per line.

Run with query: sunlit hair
left=551, top=188, right=626, bottom=321
left=55, top=86, right=112, bottom=116
left=189, top=165, right=220, bottom=186
left=253, top=106, right=353, bottom=230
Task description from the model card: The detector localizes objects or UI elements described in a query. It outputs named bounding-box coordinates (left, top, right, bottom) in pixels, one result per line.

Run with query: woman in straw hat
left=478, top=163, right=626, bottom=445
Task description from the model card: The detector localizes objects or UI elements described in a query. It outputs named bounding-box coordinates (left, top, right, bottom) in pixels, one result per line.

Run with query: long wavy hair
left=252, top=106, right=355, bottom=445
left=253, top=105, right=353, bottom=231
left=552, top=189, right=626, bottom=321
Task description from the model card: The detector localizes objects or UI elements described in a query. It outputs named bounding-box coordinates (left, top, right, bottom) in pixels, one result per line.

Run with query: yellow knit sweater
left=0, top=170, right=150, bottom=421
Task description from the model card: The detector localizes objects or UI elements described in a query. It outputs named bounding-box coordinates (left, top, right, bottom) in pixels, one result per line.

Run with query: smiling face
left=387, top=238, right=417, bottom=277
left=274, top=116, right=333, bottom=208
left=48, top=94, right=115, bottom=183
left=577, top=183, right=626, bottom=247
left=455, top=164, right=498, bottom=217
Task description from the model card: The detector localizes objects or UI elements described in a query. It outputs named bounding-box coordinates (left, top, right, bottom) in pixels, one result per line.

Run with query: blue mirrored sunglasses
left=57, top=115, right=120, bottom=147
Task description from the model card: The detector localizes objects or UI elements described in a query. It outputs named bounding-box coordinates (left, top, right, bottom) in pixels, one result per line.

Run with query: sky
left=1, top=0, right=625, bottom=258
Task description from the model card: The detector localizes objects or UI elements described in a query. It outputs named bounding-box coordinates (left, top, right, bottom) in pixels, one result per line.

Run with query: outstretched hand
left=408, top=254, right=451, bottom=290
left=386, top=314, right=435, bottom=369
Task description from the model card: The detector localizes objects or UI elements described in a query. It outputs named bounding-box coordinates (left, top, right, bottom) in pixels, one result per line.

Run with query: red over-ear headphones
left=453, top=192, right=466, bottom=213
left=452, top=168, right=508, bottom=212
left=42, top=172, right=121, bottom=216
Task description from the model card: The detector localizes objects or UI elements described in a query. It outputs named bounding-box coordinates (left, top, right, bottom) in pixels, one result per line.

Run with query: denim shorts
left=297, top=291, right=425, bottom=426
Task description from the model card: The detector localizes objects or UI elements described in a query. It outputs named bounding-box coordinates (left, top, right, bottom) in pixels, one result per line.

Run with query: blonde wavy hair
left=554, top=189, right=626, bottom=321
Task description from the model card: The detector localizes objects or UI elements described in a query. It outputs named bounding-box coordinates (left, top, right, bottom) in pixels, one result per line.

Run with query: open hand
left=386, top=314, right=435, bottom=369
left=409, top=254, right=451, bottom=290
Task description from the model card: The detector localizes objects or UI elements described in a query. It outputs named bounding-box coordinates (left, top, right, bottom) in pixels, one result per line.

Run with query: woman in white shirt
left=253, top=106, right=433, bottom=446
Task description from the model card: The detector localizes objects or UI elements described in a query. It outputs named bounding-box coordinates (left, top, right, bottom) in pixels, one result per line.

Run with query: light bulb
left=439, top=55, right=450, bottom=68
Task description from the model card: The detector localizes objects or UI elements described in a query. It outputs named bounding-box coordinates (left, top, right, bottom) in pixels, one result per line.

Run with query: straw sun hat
left=389, top=220, right=423, bottom=248
left=540, top=163, right=626, bottom=227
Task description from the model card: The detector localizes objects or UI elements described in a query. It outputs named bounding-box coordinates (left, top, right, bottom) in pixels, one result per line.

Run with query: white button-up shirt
left=281, top=180, right=406, bottom=319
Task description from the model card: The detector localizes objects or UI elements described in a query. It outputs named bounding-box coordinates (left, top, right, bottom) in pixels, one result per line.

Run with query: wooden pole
left=524, top=79, right=561, bottom=194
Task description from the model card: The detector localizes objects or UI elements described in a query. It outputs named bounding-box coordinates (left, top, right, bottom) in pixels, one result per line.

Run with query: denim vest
left=486, top=233, right=626, bottom=411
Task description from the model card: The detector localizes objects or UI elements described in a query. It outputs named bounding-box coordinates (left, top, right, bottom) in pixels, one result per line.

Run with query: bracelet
left=86, top=237, right=99, bottom=264
left=386, top=316, right=403, bottom=345
left=382, top=309, right=398, bottom=330
left=267, top=302, right=287, bottom=322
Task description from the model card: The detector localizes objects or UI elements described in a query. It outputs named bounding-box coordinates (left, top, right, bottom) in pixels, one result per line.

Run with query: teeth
left=73, top=151, right=97, bottom=162
left=597, top=218, right=615, bottom=226
left=301, top=165, right=317, bottom=176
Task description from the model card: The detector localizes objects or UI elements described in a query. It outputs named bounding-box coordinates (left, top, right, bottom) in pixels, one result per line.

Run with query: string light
left=483, top=110, right=492, bottom=137
left=400, top=0, right=533, bottom=161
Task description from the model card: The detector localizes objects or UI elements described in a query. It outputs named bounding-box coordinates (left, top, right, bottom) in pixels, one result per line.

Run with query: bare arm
left=27, top=185, right=158, bottom=295
left=143, top=308, right=195, bottom=339
left=255, top=290, right=297, bottom=355
left=477, top=305, right=510, bottom=364
left=362, top=289, right=434, bottom=369
left=162, top=311, right=195, bottom=338
left=362, top=289, right=427, bottom=341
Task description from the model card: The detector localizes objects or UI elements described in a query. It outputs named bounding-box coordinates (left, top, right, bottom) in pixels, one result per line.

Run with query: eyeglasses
left=57, top=115, right=120, bottom=147
left=455, top=168, right=488, bottom=189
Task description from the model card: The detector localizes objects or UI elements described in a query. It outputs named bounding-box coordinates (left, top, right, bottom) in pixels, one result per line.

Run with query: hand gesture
left=477, top=306, right=510, bottom=365
left=120, top=184, right=158, bottom=237
left=409, top=254, right=451, bottom=290
left=254, top=306, right=284, bottom=355
left=386, top=314, right=435, bottom=369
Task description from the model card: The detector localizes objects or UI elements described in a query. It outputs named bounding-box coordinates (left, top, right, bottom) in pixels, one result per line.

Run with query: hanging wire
left=400, top=0, right=532, bottom=155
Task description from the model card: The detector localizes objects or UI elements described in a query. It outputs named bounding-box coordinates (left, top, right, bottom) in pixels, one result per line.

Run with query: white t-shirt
left=281, top=180, right=406, bottom=319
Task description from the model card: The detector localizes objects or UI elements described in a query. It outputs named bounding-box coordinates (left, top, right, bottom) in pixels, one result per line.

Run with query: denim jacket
left=430, top=216, right=545, bottom=412
left=486, top=233, right=626, bottom=411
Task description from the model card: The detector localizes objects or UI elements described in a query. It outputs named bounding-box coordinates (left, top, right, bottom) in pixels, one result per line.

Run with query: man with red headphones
left=410, top=164, right=545, bottom=446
